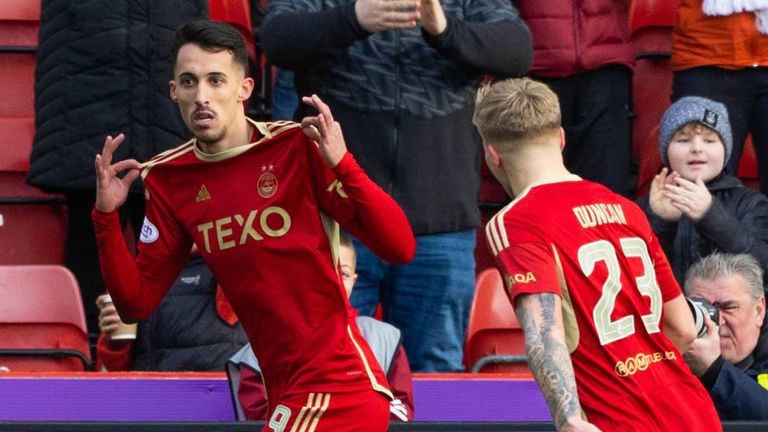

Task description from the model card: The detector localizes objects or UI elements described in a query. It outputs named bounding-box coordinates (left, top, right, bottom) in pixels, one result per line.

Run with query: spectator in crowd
left=261, top=0, right=533, bottom=373
left=513, top=0, right=635, bottom=197
left=683, top=252, right=768, bottom=420
left=474, top=77, right=720, bottom=431
left=227, top=233, right=414, bottom=421
left=271, top=68, right=299, bottom=121
left=93, top=20, right=414, bottom=430
left=27, top=1, right=208, bottom=339
left=95, top=252, right=247, bottom=371
left=671, top=0, right=768, bottom=194
left=637, top=96, right=768, bottom=285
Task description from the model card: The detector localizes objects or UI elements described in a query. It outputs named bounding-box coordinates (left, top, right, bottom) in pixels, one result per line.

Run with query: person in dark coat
left=95, top=253, right=248, bottom=372
left=637, top=96, right=768, bottom=286
left=683, top=252, right=768, bottom=420
left=27, top=1, right=211, bottom=338
left=261, top=0, right=532, bottom=373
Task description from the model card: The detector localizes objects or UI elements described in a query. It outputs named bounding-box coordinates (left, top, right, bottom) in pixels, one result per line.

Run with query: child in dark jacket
left=637, top=96, right=768, bottom=286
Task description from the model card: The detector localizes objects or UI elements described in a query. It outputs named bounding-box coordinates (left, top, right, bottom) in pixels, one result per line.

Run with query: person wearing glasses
left=683, top=252, right=768, bottom=420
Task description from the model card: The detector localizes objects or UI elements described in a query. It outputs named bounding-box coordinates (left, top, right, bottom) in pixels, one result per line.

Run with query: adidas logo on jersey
left=196, top=184, right=211, bottom=202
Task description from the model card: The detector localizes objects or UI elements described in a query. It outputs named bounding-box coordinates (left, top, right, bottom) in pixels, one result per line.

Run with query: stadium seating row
left=0, top=263, right=524, bottom=375
left=0, top=0, right=67, bottom=265
left=0, top=265, right=90, bottom=372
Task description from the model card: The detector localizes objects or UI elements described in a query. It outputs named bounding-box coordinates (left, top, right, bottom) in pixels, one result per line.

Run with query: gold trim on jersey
left=320, top=212, right=340, bottom=277
left=267, top=119, right=303, bottom=138
left=290, top=392, right=330, bottom=432
left=485, top=190, right=528, bottom=257
left=141, top=118, right=302, bottom=178
left=346, top=325, right=394, bottom=400
left=140, top=140, right=197, bottom=180
left=552, top=245, right=580, bottom=353
left=485, top=175, right=583, bottom=257
left=191, top=118, right=295, bottom=162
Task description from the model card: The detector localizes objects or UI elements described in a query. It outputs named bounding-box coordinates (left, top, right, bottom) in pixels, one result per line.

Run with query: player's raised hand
left=355, top=0, right=420, bottom=33
left=301, top=94, right=347, bottom=168
left=94, top=134, right=141, bottom=213
left=648, top=168, right=682, bottom=221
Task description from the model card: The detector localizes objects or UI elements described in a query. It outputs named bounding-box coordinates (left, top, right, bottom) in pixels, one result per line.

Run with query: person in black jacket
left=95, top=252, right=248, bottom=371
left=28, top=1, right=210, bottom=340
left=637, top=96, right=768, bottom=286
left=683, top=252, right=768, bottom=420
left=260, top=0, right=532, bottom=372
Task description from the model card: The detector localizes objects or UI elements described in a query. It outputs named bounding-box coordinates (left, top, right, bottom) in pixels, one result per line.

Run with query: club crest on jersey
left=140, top=217, right=159, bottom=243
left=258, top=164, right=278, bottom=199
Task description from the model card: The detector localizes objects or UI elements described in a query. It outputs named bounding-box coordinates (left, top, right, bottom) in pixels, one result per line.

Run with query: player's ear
left=486, top=143, right=503, bottom=170
left=238, top=77, right=254, bottom=102
left=169, top=80, right=178, bottom=102
left=559, top=127, right=566, bottom=151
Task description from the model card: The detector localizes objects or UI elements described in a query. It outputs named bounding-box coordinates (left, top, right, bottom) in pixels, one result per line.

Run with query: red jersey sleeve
left=92, top=177, right=192, bottom=321
left=95, top=332, right=133, bottom=371
left=303, top=139, right=415, bottom=264
left=495, top=235, right=562, bottom=308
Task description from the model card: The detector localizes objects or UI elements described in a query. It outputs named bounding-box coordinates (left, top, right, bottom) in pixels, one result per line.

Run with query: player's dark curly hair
left=172, top=20, right=248, bottom=72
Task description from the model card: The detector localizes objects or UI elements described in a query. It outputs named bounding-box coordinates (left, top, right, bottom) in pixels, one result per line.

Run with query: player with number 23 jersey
left=487, top=178, right=720, bottom=431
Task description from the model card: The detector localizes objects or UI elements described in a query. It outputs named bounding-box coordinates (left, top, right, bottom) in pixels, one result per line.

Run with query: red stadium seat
left=0, top=2, right=67, bottom=265
left=629, top=0, right=679, bottom=196
left=464, top=268, right=530, bottom=375
left=0, top=265, right=91, bottom=371
left=0, top=183, right=67, bottom=265
left=0, top=0, right=39, bottom=47
left=738, top=135, right=759, bottom=190
left=208, top=0, right=256, bottom=62
left=629, top=0, right=677, bottom=33
left=0, top=0, right=39, bottom=173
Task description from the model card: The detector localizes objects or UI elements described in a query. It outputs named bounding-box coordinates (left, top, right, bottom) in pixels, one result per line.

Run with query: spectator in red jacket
left=227, top=233, right=414, bottom=421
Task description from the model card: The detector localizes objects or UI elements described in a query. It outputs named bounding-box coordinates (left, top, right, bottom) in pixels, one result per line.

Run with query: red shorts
left=262, top=390, right=390, bottom=432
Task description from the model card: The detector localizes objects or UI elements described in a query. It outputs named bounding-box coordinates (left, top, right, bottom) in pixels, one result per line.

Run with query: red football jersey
left=486, top=178, right=720, bottom=431
left=93, top=119, right=415, bottom=406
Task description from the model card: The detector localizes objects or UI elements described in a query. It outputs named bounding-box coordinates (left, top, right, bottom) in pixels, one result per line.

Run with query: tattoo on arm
left=516, top=293, right=582, bottom=429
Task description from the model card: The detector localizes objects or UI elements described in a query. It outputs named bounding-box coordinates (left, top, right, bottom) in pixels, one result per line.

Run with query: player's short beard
left=196, top=127, right=227, bottom=148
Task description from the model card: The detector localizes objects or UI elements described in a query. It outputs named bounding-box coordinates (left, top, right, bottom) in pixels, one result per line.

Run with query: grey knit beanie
left=658, top=96, right=732, bottom=167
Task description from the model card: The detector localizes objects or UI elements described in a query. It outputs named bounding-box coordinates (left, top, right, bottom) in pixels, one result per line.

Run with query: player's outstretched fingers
left=317, top=113, right=329, bottom=140
left=101, top=134, right=126, bottom=167
left=311, top=94, right=334, bottom=126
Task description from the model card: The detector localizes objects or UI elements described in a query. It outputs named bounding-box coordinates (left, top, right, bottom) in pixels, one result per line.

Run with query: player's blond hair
left=472, top=78, right=561, bottom=151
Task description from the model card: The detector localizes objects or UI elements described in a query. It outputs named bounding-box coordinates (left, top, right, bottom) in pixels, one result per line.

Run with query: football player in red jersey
left=92, top=20, right=415, bottom=432
left=473, top=78, right=721, bottom=432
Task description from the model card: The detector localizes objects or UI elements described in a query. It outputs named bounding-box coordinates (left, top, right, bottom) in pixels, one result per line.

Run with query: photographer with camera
left=683, top=252, right=768, bottom=420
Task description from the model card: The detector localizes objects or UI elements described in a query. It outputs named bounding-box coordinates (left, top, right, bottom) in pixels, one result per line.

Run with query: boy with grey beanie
left=637, top=96, right=768, bottom=285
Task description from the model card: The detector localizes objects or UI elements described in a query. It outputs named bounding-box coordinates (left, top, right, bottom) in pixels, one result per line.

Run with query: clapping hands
left=355, top=0, right=446, bottom=35
left=649, top=168, right=713, bottom=222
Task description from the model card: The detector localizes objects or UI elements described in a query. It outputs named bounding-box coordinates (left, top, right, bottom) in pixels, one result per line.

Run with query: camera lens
left=686, top=297, right=719, bottom=338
